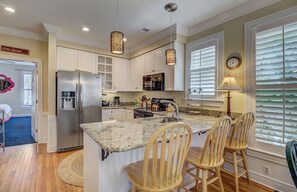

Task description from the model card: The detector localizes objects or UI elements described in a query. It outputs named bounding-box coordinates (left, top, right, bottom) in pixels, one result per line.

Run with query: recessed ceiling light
left=123, top=38, right=127, bottom=42
left=4, top=7, right=15, bottom=13
left=82, top=27, right=90, bottom=32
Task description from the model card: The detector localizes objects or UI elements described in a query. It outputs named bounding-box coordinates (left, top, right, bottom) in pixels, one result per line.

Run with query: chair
left=286, top=140, right=297, bottom=188
left=179, top=116, right=232, bottom=192
left=221, top=112, right=255, bottom=192
left=126, top=122, right=193, bottom=192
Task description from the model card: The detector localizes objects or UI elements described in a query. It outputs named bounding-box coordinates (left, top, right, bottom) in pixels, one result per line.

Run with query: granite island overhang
left=80, top=113, right=220, bottom=192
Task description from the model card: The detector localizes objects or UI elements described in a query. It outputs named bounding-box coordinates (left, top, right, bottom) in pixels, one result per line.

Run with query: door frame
left=0, top=54, right=43, bottom=143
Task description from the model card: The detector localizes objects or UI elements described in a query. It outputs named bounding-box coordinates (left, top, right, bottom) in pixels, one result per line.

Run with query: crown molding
left=42, top=23, right=62, bottom=34
left=0, top=25, right=46, bottom=41
left=188, top=0, right=281, bottom=36
left=56, top=33, right=108, bottom=50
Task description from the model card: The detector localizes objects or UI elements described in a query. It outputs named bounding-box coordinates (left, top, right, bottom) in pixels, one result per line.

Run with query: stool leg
left=178, top=162, right=189, bottom=192
left=216, top=167, right=224, bottom=192
left=233, top=151, right=239, bottom=192
left=202, top=170, right=207, bottom=192
left=195, top=167, right=201, bottom=191
left=241, top=149, right=250, bottom=182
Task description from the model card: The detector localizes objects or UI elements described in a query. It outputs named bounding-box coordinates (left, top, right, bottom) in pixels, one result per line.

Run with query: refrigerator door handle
left=75, top=84, right=79, bottom=113
left=80, top=84, right=83, bottom=113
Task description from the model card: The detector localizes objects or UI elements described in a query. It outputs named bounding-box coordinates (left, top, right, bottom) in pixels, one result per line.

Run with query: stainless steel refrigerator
left=57, top=71, right=102, bottom=151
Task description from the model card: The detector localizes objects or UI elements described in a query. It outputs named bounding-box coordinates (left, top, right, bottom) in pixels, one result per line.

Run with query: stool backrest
left=143, top=122, right=193, bottom=189
left=200, top=116, right=231, bottom=166
left=228, top=112, right=255, bottom=148
left=286, top=140, right=297, bottom=188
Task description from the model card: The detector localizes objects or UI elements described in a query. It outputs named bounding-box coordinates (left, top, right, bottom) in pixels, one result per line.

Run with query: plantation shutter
left=255, top=21, right=297, bottom=146
left=190, top=45, right=216, bottom=96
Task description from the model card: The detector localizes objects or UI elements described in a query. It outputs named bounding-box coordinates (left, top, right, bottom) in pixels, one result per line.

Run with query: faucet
left=160, top=100, right=179, bottom=121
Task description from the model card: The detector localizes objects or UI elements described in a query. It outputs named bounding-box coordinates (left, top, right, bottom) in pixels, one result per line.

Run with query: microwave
left=143, top=73, right=165, bottom=91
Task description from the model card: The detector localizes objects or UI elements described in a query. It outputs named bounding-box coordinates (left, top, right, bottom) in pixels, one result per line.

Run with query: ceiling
left=0, top=0, right=277, bottom=52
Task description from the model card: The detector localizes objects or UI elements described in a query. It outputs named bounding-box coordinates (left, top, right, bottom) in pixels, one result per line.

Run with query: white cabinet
left=57, top=47, right=96, bottom=73
left=113, top=57, right=128, bottom=91
left=77, top=51, right=96, bottom=73
left=165, top=42, right=185, bottom=91
left=57, top=47, right=77, bottom=71
left=97, top=55, right=113, bottom=90
left=128, top=56, right=144, bottom=91
left=144, top=47, right=165, bottom=75
left=102, top=109, right=124, bottom=121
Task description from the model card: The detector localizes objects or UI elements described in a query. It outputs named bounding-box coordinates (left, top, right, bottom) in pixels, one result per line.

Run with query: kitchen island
left=81, top=113, right=219, bottom=192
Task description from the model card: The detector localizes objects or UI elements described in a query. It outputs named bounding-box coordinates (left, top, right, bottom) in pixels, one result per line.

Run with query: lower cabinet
left=125, top=109, right=134, bottom=120
left=102, top=109, right=124, bottom=121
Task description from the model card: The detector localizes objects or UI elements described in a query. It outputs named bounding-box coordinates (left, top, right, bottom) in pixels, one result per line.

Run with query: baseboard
left=13, top=114, right=31, bottom=117
left=249, top=170, right=296, bottom=192
left=38, top=112, right=48, bottom=144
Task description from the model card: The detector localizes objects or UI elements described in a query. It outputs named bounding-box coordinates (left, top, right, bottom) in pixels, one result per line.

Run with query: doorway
left=0, top=58, right=40, bottom=146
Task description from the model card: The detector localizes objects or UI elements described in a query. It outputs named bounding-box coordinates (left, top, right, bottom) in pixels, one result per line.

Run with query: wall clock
left=226, top=56, right=241, bottom=70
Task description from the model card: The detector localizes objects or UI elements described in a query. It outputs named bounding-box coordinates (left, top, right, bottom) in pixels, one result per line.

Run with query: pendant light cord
left=116, top=0, right=119, bottom=31
left=170, top=12, right=172, bottom=49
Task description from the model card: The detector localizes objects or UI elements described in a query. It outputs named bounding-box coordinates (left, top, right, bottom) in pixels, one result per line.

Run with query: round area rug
left=57, top=150, right=83, bottom=187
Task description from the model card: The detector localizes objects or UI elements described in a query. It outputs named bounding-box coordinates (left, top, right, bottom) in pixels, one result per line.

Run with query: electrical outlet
left=263, top=165, right=271, bottom=176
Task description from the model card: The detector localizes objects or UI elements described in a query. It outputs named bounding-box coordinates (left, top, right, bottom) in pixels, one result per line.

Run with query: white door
left=31, top=68, right=38, bottom=142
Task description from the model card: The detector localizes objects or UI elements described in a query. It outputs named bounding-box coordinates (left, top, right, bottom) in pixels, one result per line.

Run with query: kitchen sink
left=160, top=116, right=181, bottom=123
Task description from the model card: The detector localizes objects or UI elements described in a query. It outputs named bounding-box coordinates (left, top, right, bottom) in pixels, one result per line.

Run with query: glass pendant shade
left=110, top=31, right=124, bottom=54
left=165, top=48, right=176, bottom=65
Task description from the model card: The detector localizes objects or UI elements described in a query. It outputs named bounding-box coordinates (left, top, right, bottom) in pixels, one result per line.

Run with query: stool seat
left=126, top=159, right=180, bottom=192
left=186, top=147, right=224, bottom=169
left=225, top=138, right=248, bottom=150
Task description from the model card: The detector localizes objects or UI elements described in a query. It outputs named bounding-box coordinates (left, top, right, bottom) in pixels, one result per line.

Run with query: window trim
left=185, top=31, right=224, bottom=104
left=20, top=70, right=33, bottom=109
left=245, top=6, right=297, bottom=156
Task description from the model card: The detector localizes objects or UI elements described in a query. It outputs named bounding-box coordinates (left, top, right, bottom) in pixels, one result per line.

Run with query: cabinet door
left=144, top=52, right=153, bottom=75
left=113, top=57, right=128, bottom=91
left=57, top=47, right=77, bottom=71
left=153, top=47, right=165, bottom=73
left=128, top=56, right=144, bottom=91
left=77, top=51, right=96, bottom=73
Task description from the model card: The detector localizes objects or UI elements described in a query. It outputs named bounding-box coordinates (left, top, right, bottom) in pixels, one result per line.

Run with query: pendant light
left=164, top=3, right=178, bottom=66
left=110, top=0, right=124, bottom=54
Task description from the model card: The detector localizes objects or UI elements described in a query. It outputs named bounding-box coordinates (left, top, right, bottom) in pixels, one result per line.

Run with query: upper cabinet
left=97, top=55, right=113, bottom=90
left=57, top=47, right=77, bottom=71
left=164, top=42, right=185, bottom=91
left=144, top=47, right=165, bottom=75
left=113, top=57, right=128, bottom=91
left=56, top=47, right=96, bottom=73
left=128, top=56, right=144, bottom=91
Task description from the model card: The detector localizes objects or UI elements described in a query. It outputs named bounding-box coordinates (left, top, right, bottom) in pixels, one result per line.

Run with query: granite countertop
left=80, top=113, right=220, bottom=152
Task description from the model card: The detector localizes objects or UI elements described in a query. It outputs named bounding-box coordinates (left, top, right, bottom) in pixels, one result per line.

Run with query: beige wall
left=0, top=34, right=48, bottom=112
left=187, top=0, right=297, bottom=113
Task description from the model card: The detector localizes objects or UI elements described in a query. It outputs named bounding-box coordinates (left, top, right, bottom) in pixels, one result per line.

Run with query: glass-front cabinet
left=97, top=55, right=113, bottom=90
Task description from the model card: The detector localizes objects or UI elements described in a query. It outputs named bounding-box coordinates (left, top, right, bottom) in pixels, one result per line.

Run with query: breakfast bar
left=81, top=114, right=219, bottom=192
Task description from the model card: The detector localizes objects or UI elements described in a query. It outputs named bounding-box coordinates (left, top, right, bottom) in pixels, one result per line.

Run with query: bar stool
left=221, top=112, right=255, bottom=192
left=126, top=122, right=193, bottom=192
left=179, top=116, right=232, bottom=192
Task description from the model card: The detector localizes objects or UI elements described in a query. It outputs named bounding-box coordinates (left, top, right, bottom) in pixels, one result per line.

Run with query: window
left=21, top=71, right=33, bottom=106
left=246, top=9, right=297, bottom=155
left=185, top=32, right=224, bottom=103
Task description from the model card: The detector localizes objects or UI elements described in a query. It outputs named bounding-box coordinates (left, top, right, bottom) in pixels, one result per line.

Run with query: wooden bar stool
left=221, top=112, right=255, bottom=192
left=179, top=116, right=232, bottom=192
left=126, top=122, right=193, bottom=192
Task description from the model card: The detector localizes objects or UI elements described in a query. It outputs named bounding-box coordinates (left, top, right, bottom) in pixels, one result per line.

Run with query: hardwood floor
left=0, top=144, right=274, bottom=192
left=0, top=144, right=83, bottom=192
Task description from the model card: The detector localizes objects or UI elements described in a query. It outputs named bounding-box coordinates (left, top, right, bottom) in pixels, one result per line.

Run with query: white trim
left=47, top=115, right=57, bottom=153
left=188, top=0, right=281, bottom=36
left=42, top=23, right=62, bottom=34
left=249, top=170, right=296, bottom=192
left=0, top=25, right=46, bottom=41
left=0, top=54, right=43, bottom=144
left=185, top=31, right=224, bottom=103
left=39, top=112, right=48, bottom=144
left=247, top=148, right=286, bottom=166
